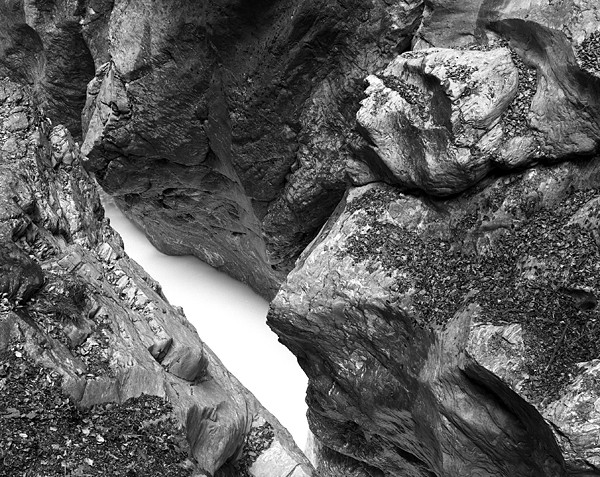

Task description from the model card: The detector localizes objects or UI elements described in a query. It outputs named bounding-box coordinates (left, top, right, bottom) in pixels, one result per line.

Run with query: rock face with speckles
left=358, top=28, right=600, bottom=195
left=270, top=160, right=600, bottom=475
left=357, top=47, right=520, bottom=195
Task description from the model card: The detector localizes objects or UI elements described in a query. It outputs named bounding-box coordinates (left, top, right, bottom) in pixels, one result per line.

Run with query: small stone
left=4, top=112, right=28, bottom=131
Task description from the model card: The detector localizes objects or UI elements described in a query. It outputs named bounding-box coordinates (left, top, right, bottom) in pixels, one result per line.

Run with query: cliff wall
left=1, top=0, right=600, bottom=475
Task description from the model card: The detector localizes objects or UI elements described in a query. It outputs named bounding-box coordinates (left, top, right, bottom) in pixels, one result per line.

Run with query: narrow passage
left=101, top=194, right=309, bottom=449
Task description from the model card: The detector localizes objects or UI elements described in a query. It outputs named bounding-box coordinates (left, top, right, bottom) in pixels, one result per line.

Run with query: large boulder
left=269, top=156, right=600, bottom=475
left=357, top=22, right=600, bottom=195
left=357, top=46, right=519, bottom=194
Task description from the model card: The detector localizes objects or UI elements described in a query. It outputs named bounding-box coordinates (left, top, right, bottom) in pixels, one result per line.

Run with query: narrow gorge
left=1, top=0, right=600, bottom=476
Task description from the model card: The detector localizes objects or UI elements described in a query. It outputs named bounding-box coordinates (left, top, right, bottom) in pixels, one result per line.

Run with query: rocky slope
left=0, top=78, right=312, bottom=477
left=268, top=1, right=600, bottom=475
left=2, top=0, right=600, bottom=476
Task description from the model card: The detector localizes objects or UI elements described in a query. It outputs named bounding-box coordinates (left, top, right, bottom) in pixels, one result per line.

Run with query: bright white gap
left=101, top=193, right=309, bottom=449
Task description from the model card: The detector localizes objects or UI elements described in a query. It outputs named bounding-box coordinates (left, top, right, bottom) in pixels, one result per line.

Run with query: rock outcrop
left=75, top=0, right=598, bottom=297
left=270, top=161, right=600, bottom=475
left=4, top=0, right=426, bottom=297
left=2, top=0, right=600, bottom=476
left=0, top=78, right=312, bottom=476
left=270, top=2, right=600, bottom=476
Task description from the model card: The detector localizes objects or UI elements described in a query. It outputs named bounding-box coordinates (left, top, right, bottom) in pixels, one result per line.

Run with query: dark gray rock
left=75, top=0, right=425, bottom=297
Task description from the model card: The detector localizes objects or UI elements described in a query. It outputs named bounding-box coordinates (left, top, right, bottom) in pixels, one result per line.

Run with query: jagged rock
left=249, top=440, right=311, bottom=477
left=0, top=78, right=313, bottom=476
left=0, top=243, right=44, bottom=303
left=358, top=23, right=600, bottom=196
left=357, top=47, right=519, bottom=194
left=52, top=0, right=424, bottom=297
left=466, top=322, right=527, bottom=394
left=413, top=0, right=600, bottom=50
left=269, top=156, right=600, bottom=475
left=545, top=360, right=600, bottom=468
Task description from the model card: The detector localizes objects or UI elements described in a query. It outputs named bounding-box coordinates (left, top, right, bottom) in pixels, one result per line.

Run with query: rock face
left=357, top=46, right=520, bottom=194
left=2, top=0, right=600, bottom=476
left=9, top=1, right=598, bottom=297
left=270, top=162, right=600, bottom=475
left=4, top=0, right=426, bottom=297
left=0, top=78, right=312, bottom=476
left=269, top=3, right=600, bottom=475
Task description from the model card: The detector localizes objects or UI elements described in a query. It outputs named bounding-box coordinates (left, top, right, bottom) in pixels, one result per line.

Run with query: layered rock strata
left=0, top=78, right=312, bottom=477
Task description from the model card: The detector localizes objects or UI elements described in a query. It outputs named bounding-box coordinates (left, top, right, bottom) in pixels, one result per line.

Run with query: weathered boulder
left=0, top=78, right=313, bottom=476
left=269, top=156, right=600, bottom=475
left=357, top=46, right=519, bottom=194
left=358, top=21, right=600, bottom=196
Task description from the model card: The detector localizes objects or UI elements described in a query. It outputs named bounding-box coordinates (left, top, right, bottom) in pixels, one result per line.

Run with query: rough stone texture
left=2, top=1, right=600, bottom=475
left=0, top=78, right=313, bottom=477
left=545, top=360, right=600, bottom=468
left=269, top=156, right=600, bottom=475
left=413, top=0, right=600, bottom=50
left=357, top=47, right=519, bottom=195
left=5, top=0, right=596, bottom=297
left=358, top=25, right=600, bottom=195
left=249, top=440, right=311, bottom=477
left=44, top=0, right=424, bottom=297
left=0, top=1, right=94, bottom=138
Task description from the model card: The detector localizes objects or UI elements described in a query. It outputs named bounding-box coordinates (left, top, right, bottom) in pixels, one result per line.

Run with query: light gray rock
left=357, top=47, right=519, bottom=195
left=544, top=360, right=600, bottom=468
